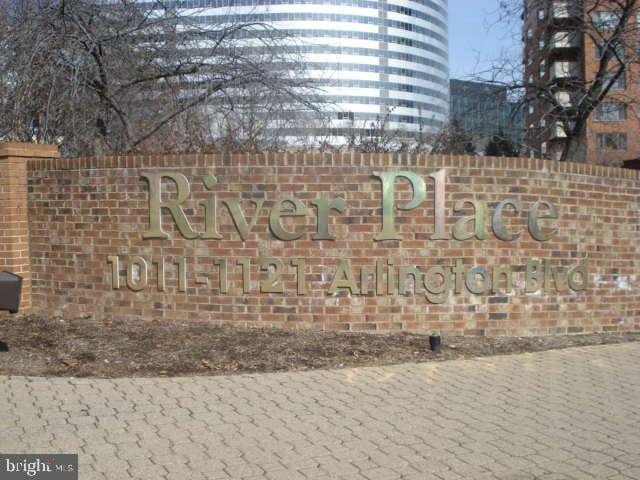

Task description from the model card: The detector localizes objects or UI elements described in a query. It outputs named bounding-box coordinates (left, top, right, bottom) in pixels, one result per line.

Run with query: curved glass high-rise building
left=180, top=0, right=449, bottom=143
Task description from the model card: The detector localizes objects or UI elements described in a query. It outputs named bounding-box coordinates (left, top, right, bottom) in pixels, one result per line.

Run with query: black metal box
left=0, top=271, right=23, bottom=313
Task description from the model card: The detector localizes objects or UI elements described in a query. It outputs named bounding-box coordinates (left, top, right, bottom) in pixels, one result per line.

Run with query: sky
left=448, top=0, right=522, bottom=80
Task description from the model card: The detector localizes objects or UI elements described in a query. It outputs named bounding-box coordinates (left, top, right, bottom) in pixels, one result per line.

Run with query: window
left=528, top=104, right=534, bottom=114
left=596, top=133, right=627, bottom=150
left=540, top=117, right=546, bottom=128
left=612, top=43, right=625, bottom=61
left=541, top=142, right=547, bottom=154
left=527, top=27, right=533, bottom=39
left=538, top=9, right=545, bottom=20
left=337, top=111, right=355, bottom=121
left=595, top=102, right=627, bottom=121
left=540, top=60, right=546, bottom=77
left=604, top=71, right=626, bottom=89
left=595, top=42, right=625, bottom=61
left=592, top=11, right=621, bottom=30
left=539, top=39, right=545, bottom=50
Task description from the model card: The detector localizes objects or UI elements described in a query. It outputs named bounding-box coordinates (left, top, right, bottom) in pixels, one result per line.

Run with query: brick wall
left=0, top=143, right=60, bottom=313
left=23, top=151, right=640, bottom=335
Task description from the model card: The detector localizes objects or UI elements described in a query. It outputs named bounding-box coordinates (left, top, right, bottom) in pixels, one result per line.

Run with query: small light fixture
left=429, top=335, right=441, bottom=353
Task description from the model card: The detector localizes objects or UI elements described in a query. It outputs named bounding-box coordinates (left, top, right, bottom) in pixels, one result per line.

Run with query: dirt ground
left=0, top=315, right=638, bottom=378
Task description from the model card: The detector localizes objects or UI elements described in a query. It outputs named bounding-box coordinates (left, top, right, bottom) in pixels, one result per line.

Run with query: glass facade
left=450, top=79, right=524, bottom=146
left=173, top=0, right=449, bottom=142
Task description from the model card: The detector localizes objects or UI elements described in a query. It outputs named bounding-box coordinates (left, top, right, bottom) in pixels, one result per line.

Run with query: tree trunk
left=560, top=122, right=587, bottom=163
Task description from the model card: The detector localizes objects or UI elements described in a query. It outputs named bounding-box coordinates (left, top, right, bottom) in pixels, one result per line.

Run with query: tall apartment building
left=177, top=0, right=449, bottom=143
left=523, top=0, right=640, bottom=165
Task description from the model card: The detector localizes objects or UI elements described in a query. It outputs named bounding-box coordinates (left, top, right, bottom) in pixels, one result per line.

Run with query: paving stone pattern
left=2, top=343, right=640, bottom=480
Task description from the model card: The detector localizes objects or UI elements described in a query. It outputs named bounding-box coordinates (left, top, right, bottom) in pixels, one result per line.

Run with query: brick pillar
left=0, top=142, right=59, bottom=313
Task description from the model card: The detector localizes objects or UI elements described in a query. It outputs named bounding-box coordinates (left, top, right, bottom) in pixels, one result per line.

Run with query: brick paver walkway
left=2, top=343, right=640, bottom=480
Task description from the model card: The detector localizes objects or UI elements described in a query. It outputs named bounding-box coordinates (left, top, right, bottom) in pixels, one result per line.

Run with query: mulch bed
left=0, top=315, right=638, bottom=378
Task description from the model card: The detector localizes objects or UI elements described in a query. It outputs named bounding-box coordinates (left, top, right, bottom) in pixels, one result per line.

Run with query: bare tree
left=484, top=130, right=521, bottom=156
left=341, top=110, right=413, bottom=153
left=0, top=0, right=320, bottom=156
left=427, top=120, right=477, bottom=155
left=479, top=0, right=639, bottom=163
left=202, top=83, right=330, bottom=152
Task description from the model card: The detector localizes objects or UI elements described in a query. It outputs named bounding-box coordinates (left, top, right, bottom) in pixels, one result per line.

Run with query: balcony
left=551, top=91, right=580, bottom=117
left=550, top=61, right=580, bottom=80
left=550, top=121, right=568, bottom=139
left=550, top=31, right=581, bottom=50
left=548, top=143, right=564, bottom=160
left=554, top=91, right=572, bottom=107
left=552, top=1, right=581, bottom=19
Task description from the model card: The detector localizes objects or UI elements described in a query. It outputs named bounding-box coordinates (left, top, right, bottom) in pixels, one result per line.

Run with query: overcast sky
left=448, top=0, right=522, bottom=80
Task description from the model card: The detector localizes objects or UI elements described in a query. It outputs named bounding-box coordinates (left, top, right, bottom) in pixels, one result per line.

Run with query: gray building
left=449, top=79, right=524, bottom=151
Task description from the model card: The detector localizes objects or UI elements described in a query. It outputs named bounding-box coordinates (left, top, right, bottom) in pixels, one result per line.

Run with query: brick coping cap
left=0, top=142, right=60, bottom=159
left=27, top=151, right=639, bottom=181
left=3, top=144, right=639, bottom=182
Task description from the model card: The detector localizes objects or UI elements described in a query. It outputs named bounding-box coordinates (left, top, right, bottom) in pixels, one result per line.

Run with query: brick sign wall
left=0, top=143, right=60, bottom=313
left=7, top=147, right=638, bottom=335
